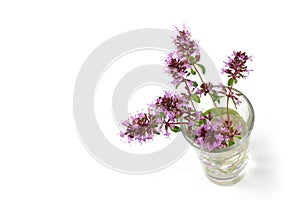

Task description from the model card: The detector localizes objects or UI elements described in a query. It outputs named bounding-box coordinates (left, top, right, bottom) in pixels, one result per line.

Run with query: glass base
left=205, top=162, right=249, bottom=185
left=206, top=173, right=245, bottom=186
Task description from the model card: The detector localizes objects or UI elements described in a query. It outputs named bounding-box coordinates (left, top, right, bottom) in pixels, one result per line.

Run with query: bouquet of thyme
left=118, top=25, right=253, bottom=151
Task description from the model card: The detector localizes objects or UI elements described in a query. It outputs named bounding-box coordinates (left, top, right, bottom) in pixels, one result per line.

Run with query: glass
left=182, top=87, right=255, bottom=185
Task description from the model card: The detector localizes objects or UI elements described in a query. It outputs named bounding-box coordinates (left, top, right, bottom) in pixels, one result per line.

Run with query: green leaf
left=193, top=81, right=198, bottom=87
left=175, top=82, right=182, bottom=89
left=232, top=98, right=237, bottom=109
left=190, top=68, right=196, bottom=75
left=196, top=64, right=206, bottom=74
left=235, top=135, right=242, bottom=140
left=211, top=92, right=217, bottom=98
left=188, top=56, right=195, bottom=64
left=171, top=126, right=181, bottom=132
left=195, top=120, right=205, bottom=126
left=234, top=79, right=238, bottom=84
left=228, top=78, right=234, bottom=86
left=216, top=96, right=224, bottom=104
left=229, top=140, right=235, bottom=146
left=203, top=107, right=239, bottom=117
left=191, top=93, right=200, bottom=103
left=159, top=112, right=165, bottom=118
left=211, top=93, right=217, bottom=101
left=211, top=91, right=224, bottom=104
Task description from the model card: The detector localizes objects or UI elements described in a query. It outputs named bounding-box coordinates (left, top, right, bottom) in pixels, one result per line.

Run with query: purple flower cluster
left=220, top=51, right=252, bottom=108
left=119, top=91, right=189, bottom=143
left=186, top=111, right=234, bottom=151
left=118, top=25, right=253, bottom=151
left=165, top=25, right=200, bottom=86
left=165, top=53, right=190, bottom=85
left=119, top=113, right=155, bottom=143
left=173, top=25, right=200, bottom=61
left=198, top=82, right=213, bottom=96
left=219, top=83, right=242, bottom=107
left=222, top=51, right=253, bottom=80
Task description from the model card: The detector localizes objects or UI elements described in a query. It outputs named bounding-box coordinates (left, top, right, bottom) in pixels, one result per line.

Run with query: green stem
left=226, top=95, right=230, bottom=122
left=192, top=65, right=218, bottom=109
left=168, top=122, right=189, bottom=125
left=184, top=80, right=196, bottom=111
left=192, top=65, right=223, bottom=120
left=226, top=84, right=234, bottom=122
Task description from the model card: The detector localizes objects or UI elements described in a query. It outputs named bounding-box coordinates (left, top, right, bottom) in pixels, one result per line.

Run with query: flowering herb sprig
left=118, top=25, right=252, bottom=151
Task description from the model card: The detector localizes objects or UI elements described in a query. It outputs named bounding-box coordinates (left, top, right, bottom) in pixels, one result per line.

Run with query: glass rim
left=181, top=86, right=255, bottom=154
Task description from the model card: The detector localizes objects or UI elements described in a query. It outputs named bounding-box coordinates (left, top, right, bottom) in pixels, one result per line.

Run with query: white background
left=0, top=0, right=299, bottom=199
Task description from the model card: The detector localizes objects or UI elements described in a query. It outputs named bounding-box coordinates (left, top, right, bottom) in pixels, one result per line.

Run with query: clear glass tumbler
left=182, top=88, right=255, bottom=185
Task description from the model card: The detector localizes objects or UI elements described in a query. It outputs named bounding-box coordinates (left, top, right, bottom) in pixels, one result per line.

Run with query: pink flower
left=164, top=130, right=170, bottom=137
left=119, top=131, right=125, bottom=138
left=132, top=124, right=139, bottom=130
left=189, top=121, right=195, bottom=126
